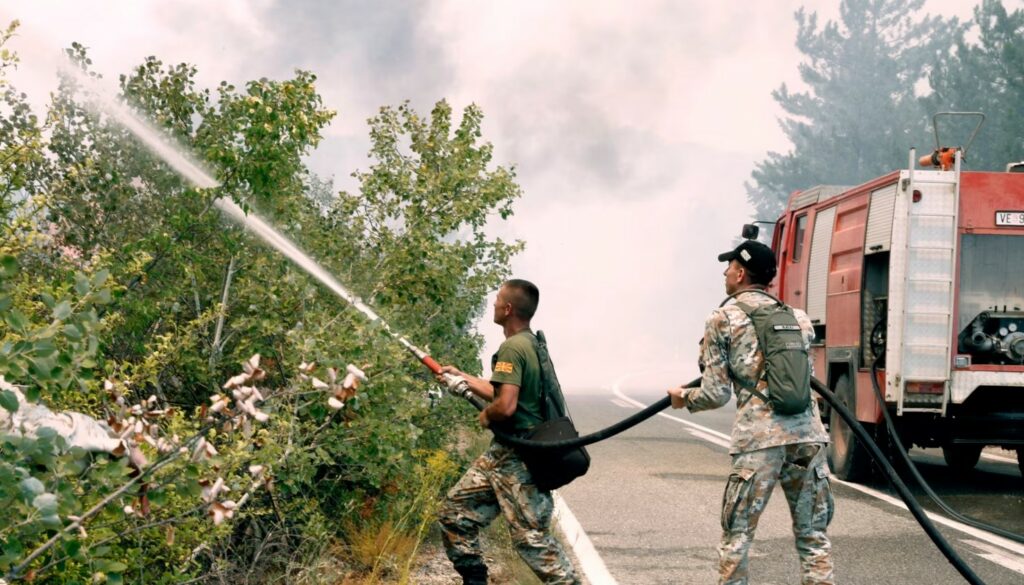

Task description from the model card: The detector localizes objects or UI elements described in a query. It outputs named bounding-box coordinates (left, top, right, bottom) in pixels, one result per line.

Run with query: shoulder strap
left=530, top=330, right=569, bottom=421
left=529, top=331, right=549, bottom=416
left=723, top=301, right=772, bottom=406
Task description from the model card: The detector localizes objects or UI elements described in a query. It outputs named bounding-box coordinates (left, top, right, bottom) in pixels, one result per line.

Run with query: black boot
left=454, top=562, right=488, bottom=585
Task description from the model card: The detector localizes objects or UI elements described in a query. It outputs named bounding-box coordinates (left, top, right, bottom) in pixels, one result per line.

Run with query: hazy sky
left=4, top=0, right=1003, bottom=391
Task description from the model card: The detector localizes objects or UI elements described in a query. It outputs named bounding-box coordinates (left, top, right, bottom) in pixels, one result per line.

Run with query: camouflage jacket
left=682, top=289, right=829, bottom=454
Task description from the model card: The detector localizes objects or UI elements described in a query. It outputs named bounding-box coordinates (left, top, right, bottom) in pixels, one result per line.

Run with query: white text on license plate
left=996, top=211, right=1024, bottom=226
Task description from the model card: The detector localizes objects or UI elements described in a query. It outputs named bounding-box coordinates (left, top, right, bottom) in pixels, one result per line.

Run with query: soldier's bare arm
left=480, top=382, right=519, bottom=427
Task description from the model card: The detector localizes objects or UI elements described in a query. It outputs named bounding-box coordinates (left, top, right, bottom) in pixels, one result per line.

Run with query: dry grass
left=327, top=437, right=567, bottom=585
left=334, top=449, right=460, bottom=584
left=345, top=518, right=420, bottom=577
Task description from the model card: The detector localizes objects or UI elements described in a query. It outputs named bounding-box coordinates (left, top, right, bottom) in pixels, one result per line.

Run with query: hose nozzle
left=442, top=373, right=471, bottom=398
left=440, top=373, right=487, bottom=410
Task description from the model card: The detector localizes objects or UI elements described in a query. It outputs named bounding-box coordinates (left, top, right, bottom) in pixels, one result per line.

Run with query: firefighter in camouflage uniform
left=437, top=279, right=580, bottom=585
left=668, top=239, right=836, bottom=585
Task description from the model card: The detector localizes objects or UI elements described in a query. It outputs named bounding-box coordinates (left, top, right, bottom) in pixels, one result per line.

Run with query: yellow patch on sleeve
left=494, top=361, right=514, bottom=374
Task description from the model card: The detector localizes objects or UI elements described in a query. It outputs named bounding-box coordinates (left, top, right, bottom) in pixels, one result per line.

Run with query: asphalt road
left=558, top=389, right=1024, bottom=585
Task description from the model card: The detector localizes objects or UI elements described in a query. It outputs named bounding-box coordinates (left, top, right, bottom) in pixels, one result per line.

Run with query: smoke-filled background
left=6, top=0, right=1019, bottom=390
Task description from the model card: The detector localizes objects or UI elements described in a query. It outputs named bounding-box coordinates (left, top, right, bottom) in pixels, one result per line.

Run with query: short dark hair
left=747, top=268, right=773, bottom=286
left=503, top=279, right=539, bottom=320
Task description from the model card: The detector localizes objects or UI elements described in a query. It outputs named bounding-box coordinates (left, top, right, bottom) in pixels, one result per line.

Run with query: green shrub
left=0, top=19, right=520, bottom=583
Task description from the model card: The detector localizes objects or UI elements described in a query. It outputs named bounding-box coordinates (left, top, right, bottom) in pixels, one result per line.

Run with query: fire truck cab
left=767, top=147, right=1024, bottom=481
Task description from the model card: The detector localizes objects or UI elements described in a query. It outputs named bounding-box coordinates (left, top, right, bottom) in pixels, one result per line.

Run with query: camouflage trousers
left=719, top=442, right=835, bottom=585
left=438, top=441, right=580, bottom=585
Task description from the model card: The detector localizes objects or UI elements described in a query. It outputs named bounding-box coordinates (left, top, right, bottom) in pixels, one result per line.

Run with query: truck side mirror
left=741, top=224, right=760, bottom=240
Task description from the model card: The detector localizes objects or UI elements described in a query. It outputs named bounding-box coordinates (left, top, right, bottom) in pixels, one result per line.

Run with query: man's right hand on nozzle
left=436, top=364, right=465, bottom=384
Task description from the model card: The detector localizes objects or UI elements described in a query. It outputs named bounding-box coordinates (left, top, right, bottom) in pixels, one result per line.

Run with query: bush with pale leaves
left=300, top=361, right=368, bottom=410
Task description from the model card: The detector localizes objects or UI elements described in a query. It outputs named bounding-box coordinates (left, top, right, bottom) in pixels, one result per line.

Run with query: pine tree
left=747, top=0, right=959, bottom=221
left=924, top=0, right=1024, bottom=170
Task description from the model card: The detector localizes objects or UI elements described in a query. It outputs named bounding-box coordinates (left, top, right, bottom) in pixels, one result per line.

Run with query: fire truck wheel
left=942, top=444, right=982, bottom=472
left=827, top=374, right=873, bottom=482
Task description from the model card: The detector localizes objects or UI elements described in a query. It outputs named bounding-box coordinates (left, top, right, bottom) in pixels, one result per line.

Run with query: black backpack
left=515, top=331, right=591, bottom=491
left=722, top=290, right=812, bottom=415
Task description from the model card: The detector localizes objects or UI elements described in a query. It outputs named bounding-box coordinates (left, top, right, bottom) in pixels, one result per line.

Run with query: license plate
left=995, top=211, right=1024, bottom=226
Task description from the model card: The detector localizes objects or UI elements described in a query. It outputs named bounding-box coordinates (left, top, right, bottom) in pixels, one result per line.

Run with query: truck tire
left=827, top=374, right=873, bottom=481
left=942, top=444, right=982, bottom=472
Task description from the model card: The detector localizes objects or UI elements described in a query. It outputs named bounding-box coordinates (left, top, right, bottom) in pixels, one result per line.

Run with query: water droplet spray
left=56, top=58, right=463, bottom=391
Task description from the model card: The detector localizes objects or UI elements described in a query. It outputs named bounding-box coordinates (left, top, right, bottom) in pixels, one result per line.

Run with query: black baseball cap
left=718, top=240, right=777, bottom=281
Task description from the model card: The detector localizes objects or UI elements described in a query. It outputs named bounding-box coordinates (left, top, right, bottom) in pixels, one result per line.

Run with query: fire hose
left=416, top=352, right=989, bottom=584
left=811, top=375, right=985, bottom=585
left=869, top=357, right=1024, bottom=546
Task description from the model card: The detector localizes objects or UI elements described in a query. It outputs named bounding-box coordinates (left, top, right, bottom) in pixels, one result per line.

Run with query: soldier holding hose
left=435, top=279, right=579, bottom=585
left=667, top=240, right=835, bottom=585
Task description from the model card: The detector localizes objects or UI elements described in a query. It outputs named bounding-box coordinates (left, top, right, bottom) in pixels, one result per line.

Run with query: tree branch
left=4, top=430, right=210, bottom=581
left=209, top=255, right=236, bottom=368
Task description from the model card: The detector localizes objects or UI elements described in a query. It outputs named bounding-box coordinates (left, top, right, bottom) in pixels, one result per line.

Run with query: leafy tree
left=0, top=22, right=43, bottom=220
left=0, top=20, right=522, bottom=582
left=924, top=0, right=1024, bottom=169
left=334, top=100, right=522, bottom=355
left=747, top=0, right=959, bottom=221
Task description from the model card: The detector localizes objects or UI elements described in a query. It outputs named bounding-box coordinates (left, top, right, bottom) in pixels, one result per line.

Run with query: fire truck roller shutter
left=864, top=184, right=897, bottom=255
left=806, top=206, right=836, bottom=329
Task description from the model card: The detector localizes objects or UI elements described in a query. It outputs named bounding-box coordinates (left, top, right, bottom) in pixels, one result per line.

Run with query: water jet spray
left=53, top=58, right=479, bottom=403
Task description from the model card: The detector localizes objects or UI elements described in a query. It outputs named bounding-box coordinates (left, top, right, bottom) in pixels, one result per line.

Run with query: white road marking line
left=832, top=478, right=1024, bottom=557
left=611, top=385, right=732, bottom=445
left=610, top=398, right=634, bottom=409
left=610, top=382, right=1024, bottom=571
left=608, top=395, right=729, bottom=446
left=962, top=539, right=1024, bottom=575
left=554, top=492, right=618, bottom=585
left=686, top=427, right=732, bottom=448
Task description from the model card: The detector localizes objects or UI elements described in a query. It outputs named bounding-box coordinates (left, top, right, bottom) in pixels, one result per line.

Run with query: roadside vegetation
left=1, top=0, right=1020, bottom=582
left=0, top=19, right=522, bottom=583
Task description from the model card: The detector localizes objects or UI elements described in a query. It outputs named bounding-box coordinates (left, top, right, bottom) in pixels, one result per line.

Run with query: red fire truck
left=765, top=117, right=1024, bottom=481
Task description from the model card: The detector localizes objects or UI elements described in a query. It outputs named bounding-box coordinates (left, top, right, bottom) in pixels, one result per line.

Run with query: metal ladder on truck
left=886, top=148, right=962, bottom=416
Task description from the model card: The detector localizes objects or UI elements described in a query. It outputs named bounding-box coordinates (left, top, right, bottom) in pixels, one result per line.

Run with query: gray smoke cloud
left=5, top=0, right=982, bottom=390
